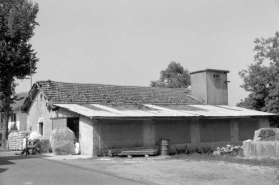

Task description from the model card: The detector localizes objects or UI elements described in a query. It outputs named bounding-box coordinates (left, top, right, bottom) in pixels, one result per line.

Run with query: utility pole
left=30, top=55, right=32, bottom=88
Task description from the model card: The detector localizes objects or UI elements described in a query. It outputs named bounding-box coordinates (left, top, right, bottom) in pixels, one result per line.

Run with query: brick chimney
left=190, top=69, right=230, bottom=105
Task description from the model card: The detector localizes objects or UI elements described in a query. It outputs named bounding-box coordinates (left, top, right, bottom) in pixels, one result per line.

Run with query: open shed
left=51, top=103, right=273, bottom=156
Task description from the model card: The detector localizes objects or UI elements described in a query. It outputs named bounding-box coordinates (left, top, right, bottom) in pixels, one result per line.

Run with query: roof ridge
left=22, top=80, right=204, bottom=112
left=36, top=80, right=189, bottom=90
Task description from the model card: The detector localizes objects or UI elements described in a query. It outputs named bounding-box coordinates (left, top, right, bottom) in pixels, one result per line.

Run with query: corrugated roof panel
left=144, top=104, right=200, bottom=117
left=120, top=110, right=153, bottom=117
left=191, top=105, right=275, bottom=116
left=54, top=104, right=275, bottom=118
left=158, top=104, right=208, bottom=111
left=54, top=104, right=122, bottom=117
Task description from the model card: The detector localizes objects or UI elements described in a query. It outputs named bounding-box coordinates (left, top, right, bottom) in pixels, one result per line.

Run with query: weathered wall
left=92, top=117, right=271, bottom=155
left=27, top=91, right=75, bottom=139
left=190, top=70, right=228, bottom=105
left=238, top=118, right=259, bottom=141
left=98, top=119, right=144, bottom=149
left=206, top=71, right=228, bottom=105
left=17, top=112, right=27, bottom=131
left=190, top=72, right=207, bottom=103
left=154, top=119, right=191, bottom=145
left=200, top=119, right=231, bottom=142
left=27, top=91, right=53, bottom=139
left=79, top=116, right=93, bottom=155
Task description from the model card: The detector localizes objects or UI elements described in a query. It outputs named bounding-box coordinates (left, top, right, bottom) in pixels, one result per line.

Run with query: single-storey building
left=21, top=69, right=275, bottom=156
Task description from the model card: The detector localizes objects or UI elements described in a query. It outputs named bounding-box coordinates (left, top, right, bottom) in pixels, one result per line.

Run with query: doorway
left=67, top=117, right=79, bottom=139
left=39, top=122, right=43, bottom=136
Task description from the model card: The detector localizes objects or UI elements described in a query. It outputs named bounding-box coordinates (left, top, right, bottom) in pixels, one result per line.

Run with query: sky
left=15, top=0, right=279, bottom=106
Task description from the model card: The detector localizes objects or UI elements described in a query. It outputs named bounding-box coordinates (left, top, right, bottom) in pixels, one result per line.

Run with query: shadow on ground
left=0, top=168, right=8, bottom=173
left=0, top=152, right=51, bottom=166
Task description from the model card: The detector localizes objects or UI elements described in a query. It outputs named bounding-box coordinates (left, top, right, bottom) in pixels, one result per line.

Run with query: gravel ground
left=59, top=154, right=279, bottom=185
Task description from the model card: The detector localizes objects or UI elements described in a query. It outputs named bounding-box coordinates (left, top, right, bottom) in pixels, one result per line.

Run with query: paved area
left=0, top=152, right=147, bottom=185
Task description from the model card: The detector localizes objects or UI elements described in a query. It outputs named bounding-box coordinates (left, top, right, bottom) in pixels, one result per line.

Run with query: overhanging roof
left=190, top=69, right=230, bottom=74
left=53, top=104, right=275, bottom=119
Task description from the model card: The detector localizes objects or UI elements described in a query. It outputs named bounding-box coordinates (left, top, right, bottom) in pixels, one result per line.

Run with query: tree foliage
left=237, top=32, right=279, bottom=127
left=151, top=61, right=191, bottom=88
left=0, top=0, right=39, bottom=148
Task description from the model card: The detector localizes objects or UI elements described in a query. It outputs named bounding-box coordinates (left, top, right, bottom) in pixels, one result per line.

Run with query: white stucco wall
left=27, top=91, right=54, bottom=139
left=79, top=116, right=93, bottom=155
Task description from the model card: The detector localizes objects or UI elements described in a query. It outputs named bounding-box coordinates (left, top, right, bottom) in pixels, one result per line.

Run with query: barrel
left=159, top=139, right=170, bottom=155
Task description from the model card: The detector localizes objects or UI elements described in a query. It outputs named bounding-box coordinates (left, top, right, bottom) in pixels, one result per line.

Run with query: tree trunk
left=2, top=105, right=10, bottom=150
left=1, top=80, right=12, bottom=150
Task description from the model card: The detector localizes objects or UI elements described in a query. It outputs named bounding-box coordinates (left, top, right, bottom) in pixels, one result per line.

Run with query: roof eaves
left=21, top=82, right=44, bottom=112
left=190, top=69, right=230, bottom=74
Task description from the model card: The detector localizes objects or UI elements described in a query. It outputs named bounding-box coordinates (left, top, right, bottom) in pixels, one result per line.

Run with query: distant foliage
left=237, top=32, right=279, bottom=127
left=151, top=61, right=191, bottom=88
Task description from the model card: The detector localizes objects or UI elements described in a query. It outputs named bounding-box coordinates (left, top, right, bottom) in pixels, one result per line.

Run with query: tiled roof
left=22, top=80, right=204, bottom=111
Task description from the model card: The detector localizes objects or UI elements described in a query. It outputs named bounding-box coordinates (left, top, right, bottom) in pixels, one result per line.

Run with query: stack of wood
left=16, top=132, right=29, bottom=151
left=118, top=148, right=158, bottom=157
left=8, top=131, right=31, bottom=151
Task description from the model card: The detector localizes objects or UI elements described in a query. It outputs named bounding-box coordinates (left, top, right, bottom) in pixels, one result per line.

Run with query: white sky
left=15, top=0, right=279, bottom=106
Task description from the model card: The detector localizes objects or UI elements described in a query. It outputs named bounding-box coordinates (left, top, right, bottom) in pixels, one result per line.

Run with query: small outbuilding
left=21, top=69, right=275, bottom=156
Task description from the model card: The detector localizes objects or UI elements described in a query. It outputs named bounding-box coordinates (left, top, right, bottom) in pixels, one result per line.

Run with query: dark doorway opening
left=67, top=118, right=79, bottom=139
left=39, top=122, right=43, bottom=136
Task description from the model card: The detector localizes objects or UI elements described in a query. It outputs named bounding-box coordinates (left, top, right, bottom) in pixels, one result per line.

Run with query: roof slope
left=11, top=92, right=29, bottom=111
left=22, top=80, right=204, bottom=111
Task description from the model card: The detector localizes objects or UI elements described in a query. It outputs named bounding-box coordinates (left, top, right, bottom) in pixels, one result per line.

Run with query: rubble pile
left=213, top=145, right=243, bottom=156
left=253, top=128, right=279, bottom=141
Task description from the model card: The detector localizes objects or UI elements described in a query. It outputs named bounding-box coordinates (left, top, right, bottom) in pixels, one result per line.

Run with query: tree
left=0, top=0, right=39, bottom=149
left=237, top=32, right=279, bottom=127
left=151, top=61, right=191, bottom=88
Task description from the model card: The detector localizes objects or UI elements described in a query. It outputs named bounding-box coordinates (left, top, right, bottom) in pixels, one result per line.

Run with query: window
left=213, top=74, right=220, bottom=79
left=39, top=122, right=43, bottom=136
left=67, top=118, right=79, bottom=139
